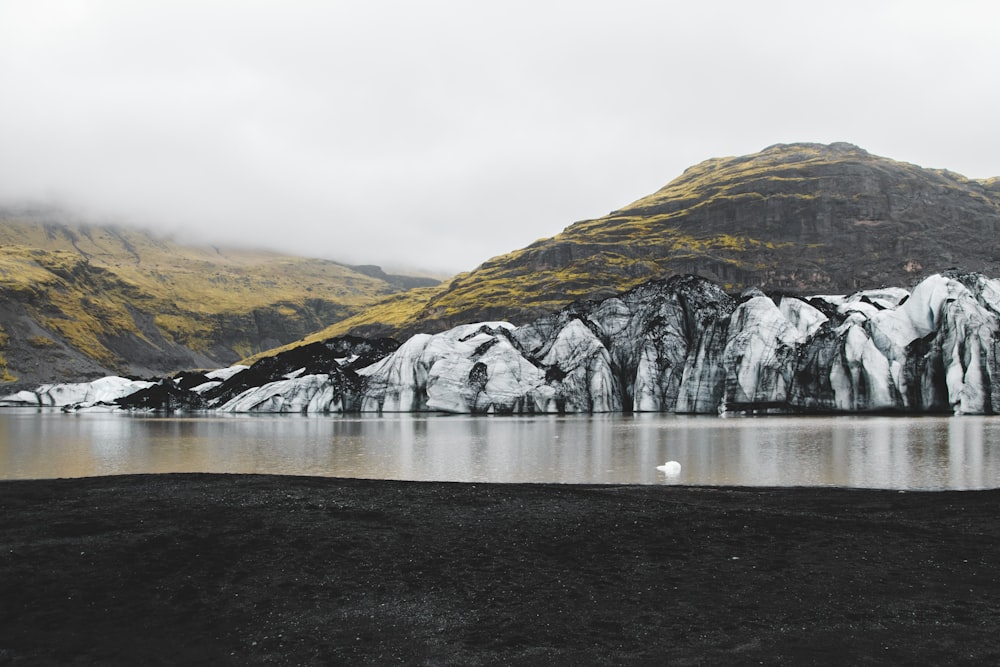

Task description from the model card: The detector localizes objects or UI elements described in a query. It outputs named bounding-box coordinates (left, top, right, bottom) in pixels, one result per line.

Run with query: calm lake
left=1, top=410, right=999, bottom=490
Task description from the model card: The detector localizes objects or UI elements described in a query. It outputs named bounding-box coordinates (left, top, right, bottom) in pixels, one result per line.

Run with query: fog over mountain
left=2, top=1, right=999, bottom=273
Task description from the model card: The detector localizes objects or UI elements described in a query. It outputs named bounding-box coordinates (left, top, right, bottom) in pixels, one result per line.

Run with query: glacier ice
left=6, top=272, right=1000, bottom=416
left=0, top=376, right=154, bottom=408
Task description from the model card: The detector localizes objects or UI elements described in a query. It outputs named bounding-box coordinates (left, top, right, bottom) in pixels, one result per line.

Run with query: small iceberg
left=656, top=460, right=682, bottom=476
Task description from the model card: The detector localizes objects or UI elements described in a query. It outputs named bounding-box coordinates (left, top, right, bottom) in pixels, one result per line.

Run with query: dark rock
left=204, top=336, right=399, bottom=407
left=117, top=379, right=206, bottom=411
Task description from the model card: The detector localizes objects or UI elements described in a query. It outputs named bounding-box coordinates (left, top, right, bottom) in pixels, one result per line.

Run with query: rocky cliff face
left=9, top=272, right=999, bottom=415
left=316, top=142, right=1000, bottom=341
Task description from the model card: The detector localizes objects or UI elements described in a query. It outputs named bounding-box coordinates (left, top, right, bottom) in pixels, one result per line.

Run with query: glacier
left=4, top=272, right=999, bottom=415
left=0, top=376, right=155, bottom=409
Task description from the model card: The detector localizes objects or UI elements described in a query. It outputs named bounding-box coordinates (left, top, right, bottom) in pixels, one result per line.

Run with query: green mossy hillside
left=0, top=209, right=441, bottom=386
left=296, top=142, right=1000, bottom=345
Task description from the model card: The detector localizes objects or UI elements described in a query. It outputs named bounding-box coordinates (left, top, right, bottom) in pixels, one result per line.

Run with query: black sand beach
left=2, top=474, right=999, bottom=665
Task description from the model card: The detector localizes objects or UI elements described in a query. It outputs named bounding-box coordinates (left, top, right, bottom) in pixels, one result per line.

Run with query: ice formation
left=5, top=272, right=999, bottom=415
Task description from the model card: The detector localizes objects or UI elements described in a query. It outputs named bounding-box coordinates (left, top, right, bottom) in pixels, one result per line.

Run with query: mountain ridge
left=4, top=142, right=1000, bottom=385
left=0, top=205, right=441, bottom=387
left=294, top=142, right=1000, bottom=346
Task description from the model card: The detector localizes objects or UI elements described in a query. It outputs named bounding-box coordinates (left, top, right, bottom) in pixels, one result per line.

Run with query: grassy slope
left=277, top=142, right=1000, bottom=351
left=0, top=209, right=440, bottom=385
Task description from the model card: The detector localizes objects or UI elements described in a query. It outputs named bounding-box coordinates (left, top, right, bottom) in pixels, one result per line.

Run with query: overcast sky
left=2, top=1, right=999, bottom=275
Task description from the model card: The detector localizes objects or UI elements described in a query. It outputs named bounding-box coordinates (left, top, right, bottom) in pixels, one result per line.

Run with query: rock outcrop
left=5, top=272, right=999, bottom=415
left=316, top=142, right=1000, bottom=341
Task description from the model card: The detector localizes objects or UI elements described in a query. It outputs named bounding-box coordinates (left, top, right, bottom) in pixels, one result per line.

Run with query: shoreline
left=3, top=474, right=1000, bottom=664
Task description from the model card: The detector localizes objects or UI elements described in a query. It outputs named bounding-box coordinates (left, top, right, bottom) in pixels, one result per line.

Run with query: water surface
left=1, top=410, right=998, bottom=489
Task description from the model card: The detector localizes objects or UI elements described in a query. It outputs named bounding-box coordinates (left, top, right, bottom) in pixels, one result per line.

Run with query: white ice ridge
left=6, top=273, right=1000, bottom=415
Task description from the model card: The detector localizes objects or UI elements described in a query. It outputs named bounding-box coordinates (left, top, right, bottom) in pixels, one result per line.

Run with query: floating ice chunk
left=656, top=461, right=682, bottom=476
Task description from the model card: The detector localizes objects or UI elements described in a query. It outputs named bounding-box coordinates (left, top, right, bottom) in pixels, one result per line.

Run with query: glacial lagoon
left=2, top=411, right=999, bottom=490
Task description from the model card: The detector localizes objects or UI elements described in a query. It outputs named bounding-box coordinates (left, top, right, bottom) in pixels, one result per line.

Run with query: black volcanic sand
left=2, top=475, right=1000, bottom=666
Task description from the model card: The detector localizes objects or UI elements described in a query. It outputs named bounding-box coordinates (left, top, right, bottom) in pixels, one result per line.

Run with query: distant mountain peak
left=0, top=208, right=440, bottom=386
left=761, top=141, right=868, bottom=156
left=310, top=142, right=1000, bottom=342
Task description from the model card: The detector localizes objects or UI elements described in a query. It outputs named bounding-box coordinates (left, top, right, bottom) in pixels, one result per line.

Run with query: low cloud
left=2, top=1, right=998, bottom=274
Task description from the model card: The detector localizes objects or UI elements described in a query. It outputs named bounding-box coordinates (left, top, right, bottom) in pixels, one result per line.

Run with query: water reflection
left=1, top=410, right=999, bottom=489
